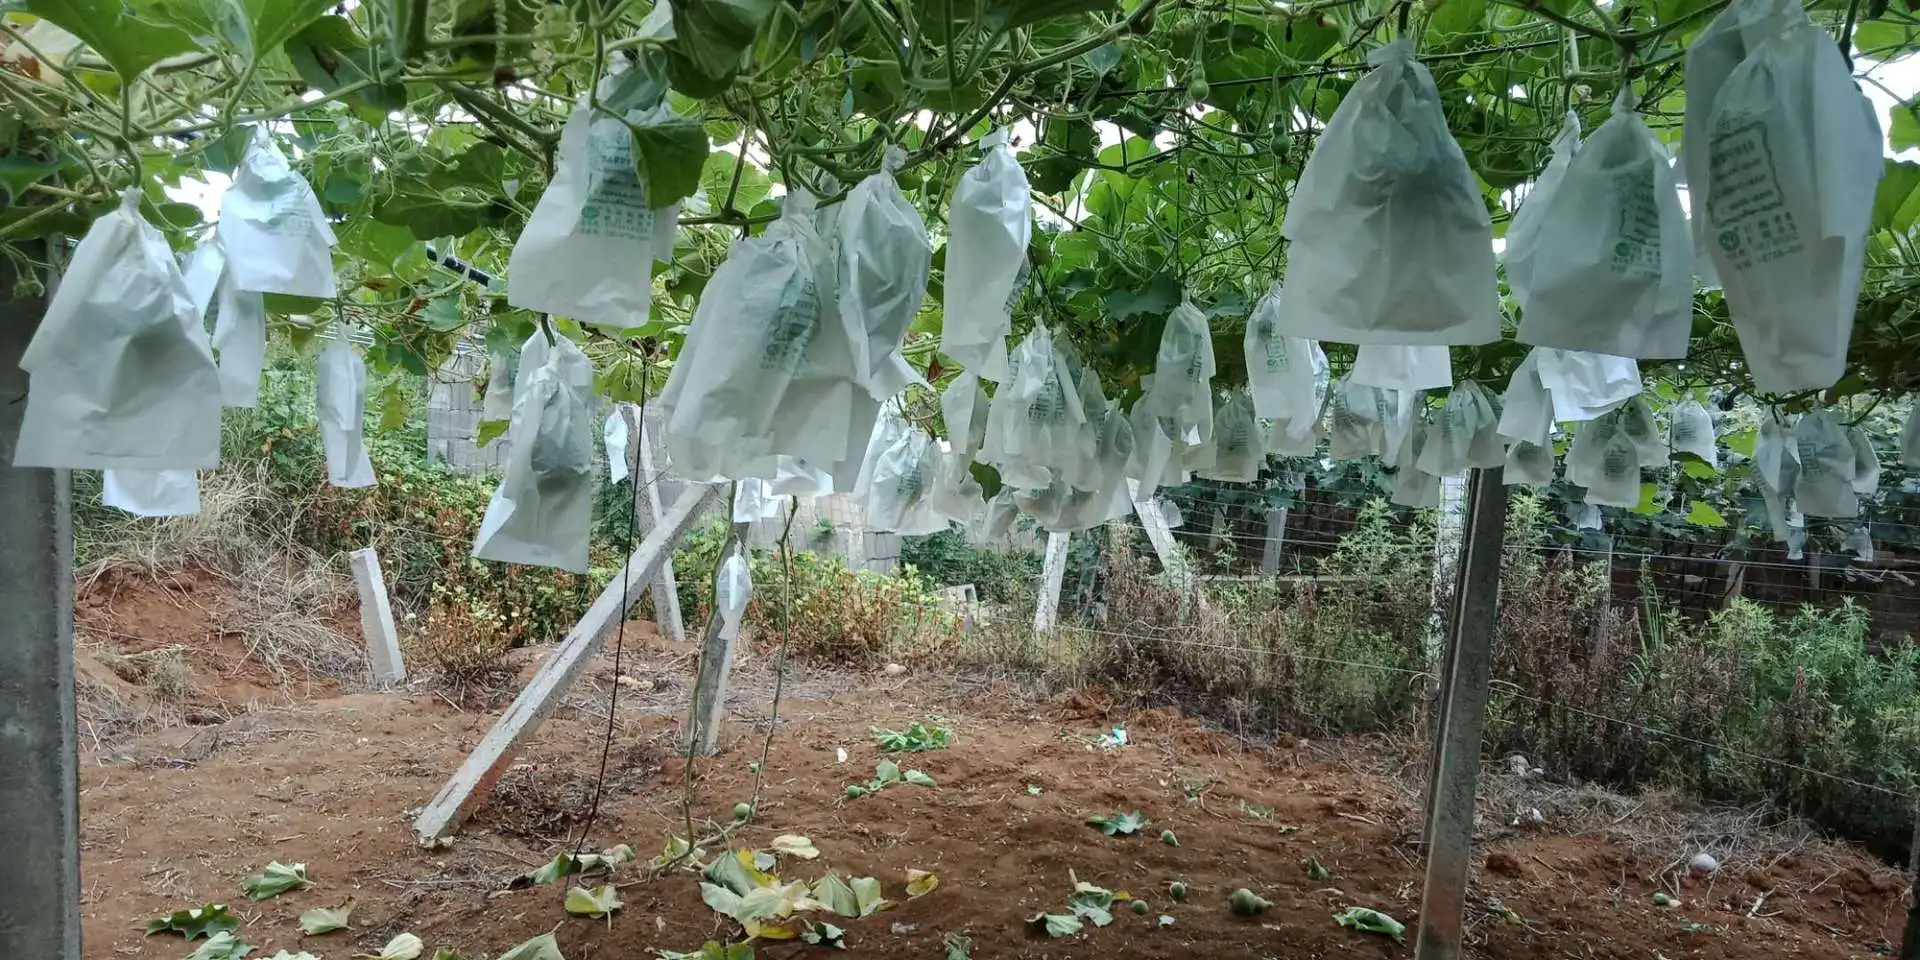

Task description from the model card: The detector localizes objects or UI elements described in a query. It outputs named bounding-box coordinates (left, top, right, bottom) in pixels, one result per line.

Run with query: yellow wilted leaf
left=905, top=869, right=939, bottom=898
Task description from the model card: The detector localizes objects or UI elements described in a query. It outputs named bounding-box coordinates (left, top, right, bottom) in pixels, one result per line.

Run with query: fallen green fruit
left=1160, top=830, right=1179, bottom=847
left=1229, top=888, right=1271, bottom=917
left=1130, top=900, right=1149, bottom=916
left=845, top=784, right=866, bottom=799
left=1168, top=881, right=1188, bottom=903
left=733, top=802, right=753, bottom=821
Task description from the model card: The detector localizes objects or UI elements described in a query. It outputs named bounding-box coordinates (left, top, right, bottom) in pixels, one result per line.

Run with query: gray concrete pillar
left=0, top=247, right=82, bottom=959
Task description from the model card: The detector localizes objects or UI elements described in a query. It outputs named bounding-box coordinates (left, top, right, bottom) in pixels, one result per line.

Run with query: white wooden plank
left=349, top=548, right=405, bottom=685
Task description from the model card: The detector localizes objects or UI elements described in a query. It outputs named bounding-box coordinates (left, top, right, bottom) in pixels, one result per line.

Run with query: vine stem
left=748, top=506, right=801, bottom=816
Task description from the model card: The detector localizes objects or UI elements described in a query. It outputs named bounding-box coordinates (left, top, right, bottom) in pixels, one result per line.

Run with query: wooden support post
left=349, top=548, right=406, bottom=685
left=1034, top=531, right=1070, bottom=633
left=1259, top=507, right=1288, bottom=575
left=633, top=408, right=685, bottom=642
left=413, top=484, right=720, bottom=842
left=1416, top=467, right=1509, bottom=960
left=684, top=520, right=751, bottom=757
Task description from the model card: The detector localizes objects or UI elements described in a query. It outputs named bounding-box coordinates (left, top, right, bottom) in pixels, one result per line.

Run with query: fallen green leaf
left=653, top=943, right=753, bottom=960
left=354, top=932, right=425, bottom=960
left=905, top=868, right=939, bottom=898
left=1305, top=857, right=1331, bottom=881
left=1029, top=912, right=1083, bottom=938
left=499, top=933, right=568, bottom=960
left=850, top=876, right=889, bottom=917
left=942, top=933, right=972, bottom=959
left=1086, top=810, right=1146, bottom=837
left=1334, top=906, right=1406, bottom=943
left=146, top=903, right=241, bottom=941
left=298, top=899, right=354, bottom=935
left=770, top=835, right=818, bottom=859
left=243, top=861, right=312, bottom=900
left=902, top=769, right=936, bottom=787
left=565, top=884, right=624, bottom=919
left=1157, top=914, right=1176, bottom=927
left=187, top=932, right=254, bottom=960
left=268, top=952, right=323, bottom=960
left=810, top=873, right=860, bottom=918
left=799, top=921, right=846, bottom=948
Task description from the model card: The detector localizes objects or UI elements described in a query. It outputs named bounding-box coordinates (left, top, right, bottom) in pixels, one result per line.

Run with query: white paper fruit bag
left=1276, top=39, right=1500, bottom=345
left=316, top=335, right=376, bottom=488
left=509, top=79, right=679, bottom=329
left=103, top=470, right=202, bottom=517
left=1517, top=91, right=1692, bottom=359
left=219, top=127, right=336, bottom=298
left=1505, top=111, right=1581, bottom=299
left=1504, top=441, right=1556, bottom=487
left=1497, top=350, right=1553, bottom=447
left=1846, top=424, right=1880, bottom=497
left=15, top=190, right=222, bottom=470
left=838, top=146, right=932, bottom=399
left=1792, top=409, right=1858, bottom=518
left=181, top=231, right=266, bottom=407
left=1350, top=344, right=1451, bottom=391
left=1534, top=348, right=1642, bottom=422
left=717, top=548, right=752, bottom=636
left=1199, top=391, right=1263, bottom=483
left=1685, top=0, right=1882, bottom=392
left=474, top=333, right=597, bottom=571
left=942, top=129, right=1031, bottom=379
left=1669, top=398, right=1718, bottom=467
left=1244, top=283, right=1327, bottom=436
left=1144, top=295, right=1216, bottom=442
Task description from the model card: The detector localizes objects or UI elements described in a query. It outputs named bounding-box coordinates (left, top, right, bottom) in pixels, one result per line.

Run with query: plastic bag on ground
left=716, top=548, right=752, bottom=635
left=1275, top=39, right=1500, bottom=346
left=1505, top=111, right=1581, bottom=300
left=103, top=470, right=202, bottom=517
left=838, top=146, right=932, bottom=399
left=1514, top=89, right=1692, bottom=359
left=1198, top=392, right=1263, bottom=483
left=1350, top=344, right=1451, bottom=392
left=317, top=335, right=376, bottom=488
left=942, top=129, right=1031, bottom=379
left=1497, top=349, right=1552, bottom=446
left=1684, top=0, right=1882, bottom=392
left=1534, top=348, right=1642, bottom=422
left=15, top=190, right=222, bottom=470
left=1244, top=283, right=1328, bottom=436
left=1669, top=398, right=1718, bottom=467
left=473, top=333, right=597, bottom=571
left=1504, top=441, right=1556, bottom=486
left=508, top=74, right=679, bottom=329
left=1792, top=410, right=1858, bottom=517
left=604, top=408, right=631, bottom=483
left=218, top=127, right=337, bottom=298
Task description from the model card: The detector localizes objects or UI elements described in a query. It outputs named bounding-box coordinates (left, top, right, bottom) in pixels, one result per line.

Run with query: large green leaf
left=664, top=0, right=778, bottom=96
left=1889, top=96, right=1920, bottom=153
left=1872, top=160, right=1920, bottom=233
left=25, top=0, right=198, bottom=79
left=148, top=0, right=334, bottom=61
left=625, top=112, right=710, bottom=207
left=283, top=16, right=408, bottom=111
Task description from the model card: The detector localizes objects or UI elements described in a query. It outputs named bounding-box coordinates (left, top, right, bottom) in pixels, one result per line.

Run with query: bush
left=898, top=528, right=1042, bottom=605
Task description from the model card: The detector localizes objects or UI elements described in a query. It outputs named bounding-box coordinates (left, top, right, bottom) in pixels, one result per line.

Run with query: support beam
left=1259, top=507, right=1289, bottom=575
left=413, top=483, right=720, bottom=841
left=632, top=407, right=685, bottom=642
left=0, top=248, right=81, bottom=960
left=1034, top=530, right=1070, bottom=633
left=684, top=520, right=751, bottom=757
left=1416, top=467, right=1509, bottom=960
left=349, top=548, right=406, bottom=686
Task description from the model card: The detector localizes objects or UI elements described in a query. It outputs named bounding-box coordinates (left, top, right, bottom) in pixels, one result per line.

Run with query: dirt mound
left=75, top=634, right=1908, bottom=960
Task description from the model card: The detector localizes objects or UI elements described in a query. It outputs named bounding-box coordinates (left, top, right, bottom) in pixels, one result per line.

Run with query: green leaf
left=1029, top=912, right=1083, bottom=938
left=903, top=769, right=936, bottom=787
left=477, top=419, right=510, bottom=447
left=422, top=296, right=467, bottom=332
left=354, top=933, right=425, bottom=960
left=565, top=884, right=624, bottom=918
left=1426, top=0, right=1487, bottom=40
left=942, top=934, right=972, bottom=959
left=297, top=900, right=354, bottom=935
left=810, top=873, right=860, bottom=917
left=850, top=876, right=889, bottom=916
left=186, top=932, right=255, bottom=960
left=770, top=835, right=819, bottom=859
left=498, top=934, right=567, bottom=960
left=1872, top=160, right=1920, bottom=233
left=149, top=0, right=334, bottom=61
left=873, top=757, right=903, bottom=786
left=1104, top=274, right=1180, bottom=323
left=378, top=378, right=413, bottom=431
left=1891, top=97, right=1920, bottom=153
left=1685, top=501, right=1726, bottom=527
left=1333, top=906, right=1406, bottom=942
left=243, top=864, right=311, bottom=898
left=699, top=151, right=771, bottom=214
left=283, top=16, right=408, bottom=111
left=654, top=944, right=754, bottom=960
left=664, top=0, right=778, bottom=96
left=269, top=952, right=324, bottom=960
left=799, top=921, right=846, bottom=949
left=0, top=152, right=81, bottom=205
left=25, top=0, right=197, bottom=79
left=1680, top=458, right=1719, bottom=479
left=625, top=111, right=710, bottom=208
left=147, top=904, right=241, bottom=941
left=1086, top=810, right=1146, bottom=836
left=1630, top=482, right=1664, bottom=515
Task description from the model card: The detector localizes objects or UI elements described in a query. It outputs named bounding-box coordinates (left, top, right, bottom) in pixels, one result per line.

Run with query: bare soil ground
left=76, top=571, right=1910, bottom=960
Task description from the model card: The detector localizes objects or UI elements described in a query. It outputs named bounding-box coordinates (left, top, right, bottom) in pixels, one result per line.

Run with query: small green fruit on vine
left=1187, top=78, right=1209, bottom=102
left=733, top=802, right=753, bottom=821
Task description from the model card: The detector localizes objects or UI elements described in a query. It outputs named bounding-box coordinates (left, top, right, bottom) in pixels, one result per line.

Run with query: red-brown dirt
left=74, top=576, right=1910, bottom=960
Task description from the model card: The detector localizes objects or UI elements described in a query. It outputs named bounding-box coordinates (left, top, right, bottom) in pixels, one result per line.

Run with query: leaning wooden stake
left=1415, top=467, right=1509, bottom=960
left=684, top=518, right=752, bottom=757
left=412, top=483, right=720, bottom=842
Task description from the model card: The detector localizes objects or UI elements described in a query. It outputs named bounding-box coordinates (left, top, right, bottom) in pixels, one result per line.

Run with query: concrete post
left=685, top=519, right=752, bottom=757
left=632, top=406, right=685, bottom=641
left=1259, top=507, right=1288, bottom=575
left=349, top=548, right=406, bottom=685
left=1416, top=467, right=1509, bottom=960
left=1034, top=531, right=1070, bottom=633
left=0, top=248, right=82, bottom=959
